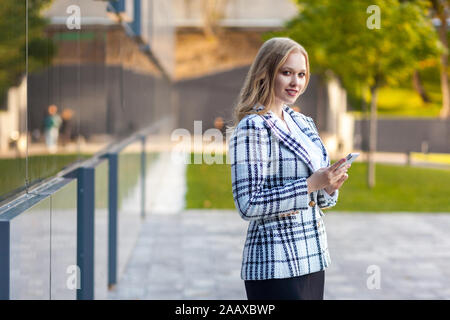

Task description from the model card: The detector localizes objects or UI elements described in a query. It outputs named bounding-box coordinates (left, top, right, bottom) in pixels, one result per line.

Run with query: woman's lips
left=286, top=89, right=298, bottom=97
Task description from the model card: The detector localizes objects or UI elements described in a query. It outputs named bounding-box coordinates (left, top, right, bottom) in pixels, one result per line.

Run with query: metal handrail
left=0, top=115, right=172, bottom=300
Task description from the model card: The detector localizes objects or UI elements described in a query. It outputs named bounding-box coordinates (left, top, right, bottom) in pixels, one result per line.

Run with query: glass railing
left=0, top=120, right=172, bottom=300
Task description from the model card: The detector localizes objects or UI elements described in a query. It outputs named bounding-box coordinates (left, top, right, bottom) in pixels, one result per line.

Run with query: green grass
left=0, top=151, right=162, bottom=208
left=350, top=86, right=442, bottom=118
left=349, top=65, right=444, bottom=118
left=185, top=154, right=235, bottom=209
left=411, top=152, right=450, bottom=165
left=0, top=154, right=91, bottom=201
left=376, top=87, right=441, bottom=117
left=333, top=162, right=450, bottom=212
left=186, top=154, right=450, bottom=212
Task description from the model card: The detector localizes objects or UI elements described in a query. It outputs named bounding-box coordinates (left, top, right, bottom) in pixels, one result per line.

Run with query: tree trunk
left=412, top=70, right=430, bottom=103
left=361, top=85, right=369, bottom=153
left=367, top=84, right=378, bottom=189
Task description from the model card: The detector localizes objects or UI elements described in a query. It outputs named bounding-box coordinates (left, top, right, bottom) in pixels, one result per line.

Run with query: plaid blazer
left=229, top=104, right=339, bottom=281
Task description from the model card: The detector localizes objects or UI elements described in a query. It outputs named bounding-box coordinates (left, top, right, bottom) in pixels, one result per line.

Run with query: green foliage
left=0, top=0, right=54, bottom=106
left=267, top=0, right=441, bottom=98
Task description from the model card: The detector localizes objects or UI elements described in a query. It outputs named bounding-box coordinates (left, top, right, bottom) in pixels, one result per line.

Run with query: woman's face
left=273, top=51, right=307, bottom=108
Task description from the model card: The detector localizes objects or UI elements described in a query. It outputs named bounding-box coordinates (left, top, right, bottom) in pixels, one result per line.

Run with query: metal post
left=108, top=153, right=118, bottom=288
left=0, top=221, right=10, bottom=299
left=131, top=0, right=141, bottom=36
left=141, top=135, right=146, bottom=219
left=77, top=167, right=95, bottom=300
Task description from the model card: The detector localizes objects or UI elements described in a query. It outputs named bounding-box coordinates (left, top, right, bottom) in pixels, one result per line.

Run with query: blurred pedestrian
left=60, top=108, right=74, bottom=145
left=43, top=104, right=61, bottom=153
left=214, top=116, right=226, bottom=139
left=228, top=38, right=351, bottom=300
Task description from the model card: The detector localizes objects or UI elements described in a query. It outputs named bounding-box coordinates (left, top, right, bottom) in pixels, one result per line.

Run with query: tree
left=269, top=0, right=441, bottom=187
left=0, top=0, right=54, bottom=108
left=429, top=0, right=450, bottom=118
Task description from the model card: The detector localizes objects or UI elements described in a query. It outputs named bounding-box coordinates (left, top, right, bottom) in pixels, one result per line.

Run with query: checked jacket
left=229, top=104, right=339, bottom=281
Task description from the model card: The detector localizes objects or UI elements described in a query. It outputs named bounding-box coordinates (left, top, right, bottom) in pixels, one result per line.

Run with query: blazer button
left=309, top=200, right=316, bottom=207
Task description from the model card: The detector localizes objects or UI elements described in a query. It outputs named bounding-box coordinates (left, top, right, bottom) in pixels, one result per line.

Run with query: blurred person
left=43, top=104, right=61, bottom=153
left=214, top=116, right=224, bottom=130
left=228, top=38, right=351, bottom=300
left=60, top=108, right=74, bottom=146
left=214, top=116, right=226, bottom=139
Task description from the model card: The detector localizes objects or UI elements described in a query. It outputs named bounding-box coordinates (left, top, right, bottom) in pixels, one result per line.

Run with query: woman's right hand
left=306, top=159, right=349, bottom=194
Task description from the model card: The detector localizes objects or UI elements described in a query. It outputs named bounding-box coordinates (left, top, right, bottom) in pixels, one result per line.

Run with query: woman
left=228, top=37, right=351, bottom=300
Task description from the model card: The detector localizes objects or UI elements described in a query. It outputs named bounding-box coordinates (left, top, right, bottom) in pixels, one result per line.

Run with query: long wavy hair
left=228, top=37, right=310, bottom=131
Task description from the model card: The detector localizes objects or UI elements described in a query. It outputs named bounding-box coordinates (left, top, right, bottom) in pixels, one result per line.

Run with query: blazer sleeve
left=317, top=188, right=339, bottom=209
left=229, top=117, right=310, bottom=221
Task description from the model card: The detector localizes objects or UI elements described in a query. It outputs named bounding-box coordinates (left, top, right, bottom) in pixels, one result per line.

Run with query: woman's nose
left=290, top=76, right=300, bottom=86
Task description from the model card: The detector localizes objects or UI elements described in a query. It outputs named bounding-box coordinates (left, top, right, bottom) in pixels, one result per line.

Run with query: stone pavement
left=108, top=210, right=450, bottom=300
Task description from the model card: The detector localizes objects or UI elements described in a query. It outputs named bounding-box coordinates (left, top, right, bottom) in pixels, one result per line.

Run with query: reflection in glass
left=117, top=141, right=142, bottom=281
left=0, top=2, right=31, bottom=199
left=10, top=197, right=51, bottom=299
left=94, top=160, right=109, bottom=299
left=50, top=180, right=77, bottom=300
left=2, top=0, right=175, bottom=202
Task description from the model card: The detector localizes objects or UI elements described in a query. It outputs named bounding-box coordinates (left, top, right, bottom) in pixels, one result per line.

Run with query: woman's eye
left=283, top=71, right=305, bottom=77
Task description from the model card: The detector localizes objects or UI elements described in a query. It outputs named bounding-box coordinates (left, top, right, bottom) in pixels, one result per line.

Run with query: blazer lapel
left=257, top=107, right=316, bottom=172
left=284, top=106, right=329, bottom=165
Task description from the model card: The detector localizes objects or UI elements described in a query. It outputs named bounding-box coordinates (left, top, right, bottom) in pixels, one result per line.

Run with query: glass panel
left=28, top=3, right=84, bottom=185
left=2, top=0, right=176, bottom=202
left=94, top=160, right=109, bottom=299
left=0, top=2, right=27, bottom=200
left=50, top=179, right=77, bottom=300
left=145, top=151, right=162, bottom=214
left=117, top=141, right=142, bottom=280
left=9, top=197, right=51, bottom=299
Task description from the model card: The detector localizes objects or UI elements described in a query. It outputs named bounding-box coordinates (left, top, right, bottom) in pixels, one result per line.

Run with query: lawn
left=350, top=86, right=442, bottom=118
left=411, top=152, right=450, bottom=165
left=0, top=153, right=91, bottom=201
left=348, top=65, right=444, bottom=118
left=186, top=154, right=450, bottom=212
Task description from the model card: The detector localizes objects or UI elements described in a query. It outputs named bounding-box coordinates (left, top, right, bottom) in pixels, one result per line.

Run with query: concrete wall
left=173, top=0, right=298, bottom=27
left=173, top=66, right=354, bottom=158
left=27, top=65, right=173, bottom=139
left=355, top=118, right=450, bottom=153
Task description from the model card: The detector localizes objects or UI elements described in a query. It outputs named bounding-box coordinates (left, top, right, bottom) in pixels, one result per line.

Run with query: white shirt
left=272, top=109, right=324, bottom=172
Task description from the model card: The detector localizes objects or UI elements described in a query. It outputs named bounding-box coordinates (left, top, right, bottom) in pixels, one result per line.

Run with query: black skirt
left=244, top=270, right=325, bottom=300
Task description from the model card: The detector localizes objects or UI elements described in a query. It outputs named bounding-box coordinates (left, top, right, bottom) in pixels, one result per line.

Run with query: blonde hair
left=228, top=37, right=310, bottom=130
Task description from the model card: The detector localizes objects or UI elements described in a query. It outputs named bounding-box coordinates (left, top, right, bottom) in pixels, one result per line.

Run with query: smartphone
left=337, top=153, right=360, bottom=169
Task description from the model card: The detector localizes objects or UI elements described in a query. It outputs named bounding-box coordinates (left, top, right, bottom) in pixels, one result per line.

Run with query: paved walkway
left=107, top=150, right=450, bottom=300
left=108, top=210, right=450, bottom=300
